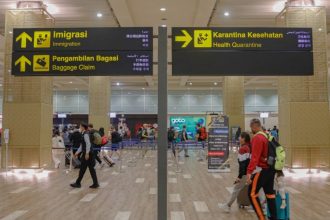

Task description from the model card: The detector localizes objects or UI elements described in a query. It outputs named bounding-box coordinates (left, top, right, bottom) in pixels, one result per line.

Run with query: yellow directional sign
left=33, top=55, right=50, bottom=72
left=175, top=30, right=192, bottom=48
left=14, top=55, right=31, bottom=72
left=194, top=30, right=212, bottom=48
left=33, top=31, right=51, bottom=48
left=15, top=32, right=33, bottom=49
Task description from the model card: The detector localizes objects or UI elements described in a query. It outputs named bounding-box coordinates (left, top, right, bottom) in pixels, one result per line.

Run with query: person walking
left=70, top=123, right=99, bottom=189
left=52, top=131, right=65, bottom=169
left=219, top=132, right=251, bottom=212
left=168, top=126, right=176, bottom=157
left=196, top=123, right=207, bottom=161
left=246, top=119, right=277, bottom=220
left=178, top=125, right=189, bottom=157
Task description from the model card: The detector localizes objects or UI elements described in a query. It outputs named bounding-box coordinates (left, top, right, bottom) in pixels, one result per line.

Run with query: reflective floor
left=0, top=148, right=330, bottom=220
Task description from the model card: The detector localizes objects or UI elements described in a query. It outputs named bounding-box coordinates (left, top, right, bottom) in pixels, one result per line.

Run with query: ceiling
left=0, top=0, right=329, bottom=91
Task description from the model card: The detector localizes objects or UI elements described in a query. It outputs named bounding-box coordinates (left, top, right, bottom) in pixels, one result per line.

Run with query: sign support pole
left=157, top=26, right=167, bottom=220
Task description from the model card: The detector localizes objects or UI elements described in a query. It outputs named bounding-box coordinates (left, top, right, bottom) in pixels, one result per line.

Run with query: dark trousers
left=94, top=146, right=102, bottom=164
left=76, top=152, right=98, bottom=185
left=248, top=168, right=277, bottom=220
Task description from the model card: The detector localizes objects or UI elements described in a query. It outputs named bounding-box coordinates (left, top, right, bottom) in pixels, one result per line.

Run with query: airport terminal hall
left=1, top=0, right=330, bottom=220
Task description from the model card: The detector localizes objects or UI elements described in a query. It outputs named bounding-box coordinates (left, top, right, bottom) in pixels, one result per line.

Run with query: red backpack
left=199, top=127, right=207, bottom=140
left=101, top=136, right=108, bottom=146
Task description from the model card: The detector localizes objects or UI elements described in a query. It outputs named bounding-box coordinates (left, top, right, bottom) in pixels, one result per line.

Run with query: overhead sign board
left=12, top=27, right=153, bottom=76
left=12, top=51, right=152, bottom=76
left=172, top=27, right=313, bottom=76
left=13, top=27, right=152, bottom=51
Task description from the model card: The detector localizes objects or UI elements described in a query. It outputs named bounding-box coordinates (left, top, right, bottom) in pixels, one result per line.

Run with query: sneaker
left=89, top=184, right=100, bottom=189
left=110, top=162, right=115, bottom=167
left=219, top=203, right=230, bottom=213
left=70, top=183, right=81, bottom=188
left=185, top=155, right=190, bottom=157
left=280, top=201, right=286, bottom=209
left=198, top=158, right=203, bottom=161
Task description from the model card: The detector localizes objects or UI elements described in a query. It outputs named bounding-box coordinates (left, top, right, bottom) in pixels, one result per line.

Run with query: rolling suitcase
left=267, top=192, right=290, bottom=220
left=237, top=184, right=251, bottom=208
left=65, top=149, right=71, bottom=166
left=103, top=154, right=115, bottom=167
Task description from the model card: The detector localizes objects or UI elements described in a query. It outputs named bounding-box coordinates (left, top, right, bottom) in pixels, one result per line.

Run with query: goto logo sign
left=171, top=118, right=186, bottom=124
left=33, top=55, right=50, bottom=72
left=34, top=31, right=51, bottom=48
left=194, top=30, right=212, bottom=48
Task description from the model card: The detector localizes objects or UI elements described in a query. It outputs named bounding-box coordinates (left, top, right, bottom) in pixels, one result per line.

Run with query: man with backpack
left=70, top=123, right=99, bottom=189
left=246, top=118, right=277, bottom=220
left=88, top=123, right=104, bottom=168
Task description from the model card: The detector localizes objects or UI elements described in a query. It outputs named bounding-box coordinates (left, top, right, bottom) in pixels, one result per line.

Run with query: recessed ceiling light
left=318, top=28, right=322, bottom=32
left=142, top=88, right=145, bottom=90
left=97, top=12, right=103, bottom=18
left=189, top=82, right=192, bottom=85
left=214, top=82, right=218, bottom=85
left=69, top=81, right=73, bottom=84
left=160, top=7, right=166, bottom=11
left=224, top=11, right=230, bottom=16
left=116, top=82, right=120, bottom=86
left=161, top=24, right=167, bottom=27
left=8, top=31, right=13, bottom=34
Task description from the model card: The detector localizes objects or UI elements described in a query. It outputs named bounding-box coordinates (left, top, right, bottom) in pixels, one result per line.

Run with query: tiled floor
left=0, top=148, right=330, bottom=220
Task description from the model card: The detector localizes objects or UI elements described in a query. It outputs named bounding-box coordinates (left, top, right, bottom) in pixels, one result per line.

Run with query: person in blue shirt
left=270, top=126, right=278, bottom=140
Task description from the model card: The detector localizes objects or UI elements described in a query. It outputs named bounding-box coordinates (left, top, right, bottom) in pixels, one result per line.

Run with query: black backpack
left=168, top=130, right=175, bottom=141
left=112, top=131, right=122, bottom=143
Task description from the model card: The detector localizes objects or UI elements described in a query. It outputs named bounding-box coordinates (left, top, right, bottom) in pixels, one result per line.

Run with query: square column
left=88, top=76, right=111, bottom=130
left=223, top=76, right=245, bottom=131
left=1, top=10, right=54, bottom=168
left=276, top=7, right=330, bottom=168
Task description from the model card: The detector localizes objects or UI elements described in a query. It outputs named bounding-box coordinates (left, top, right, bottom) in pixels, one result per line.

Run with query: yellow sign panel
left=15, top=32, right=33, bottom=49
left=194, top=30, right=212, bottom=48
left=33, top=55, right=50, bottom=72
left=34, top=31, right=51, bottom=48
left=175, top=30, right=193, bottom=48
left=15, top=55, right=31, bottom=72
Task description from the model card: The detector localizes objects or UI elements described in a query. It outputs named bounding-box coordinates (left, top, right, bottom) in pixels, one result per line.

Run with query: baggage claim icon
left=15, top=55, right=50, bottom=73
left=33, top=55, right=50, bottom=72
left=175, top=29, right=212, bottom=48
